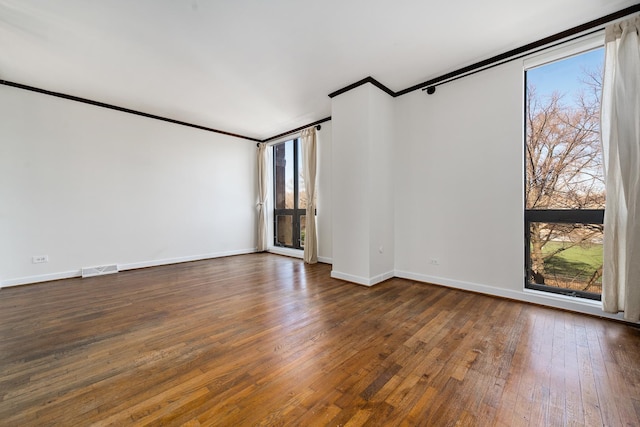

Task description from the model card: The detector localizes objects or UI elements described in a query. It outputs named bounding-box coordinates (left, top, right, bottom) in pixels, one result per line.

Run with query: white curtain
left=301, top=127, right=318, bottom=264
left=256, top=143, right=268, bottom=252
left=600, top=16, right=640, bottom=322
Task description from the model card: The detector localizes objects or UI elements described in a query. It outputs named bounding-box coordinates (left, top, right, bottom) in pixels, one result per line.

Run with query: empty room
left=1, top=1, right=639, bottom=425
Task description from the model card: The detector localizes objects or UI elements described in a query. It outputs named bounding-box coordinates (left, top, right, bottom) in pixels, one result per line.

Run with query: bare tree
left=526, top=76, right=605, bottom=288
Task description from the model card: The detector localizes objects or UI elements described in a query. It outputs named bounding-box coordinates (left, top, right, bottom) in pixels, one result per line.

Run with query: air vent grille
left=81, top=264, right=118, bottom=278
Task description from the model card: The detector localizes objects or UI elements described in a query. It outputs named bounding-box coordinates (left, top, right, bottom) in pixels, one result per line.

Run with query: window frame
left=523, top=32, right=605, bottom=301
left=272, top=138, right=306, bottom=250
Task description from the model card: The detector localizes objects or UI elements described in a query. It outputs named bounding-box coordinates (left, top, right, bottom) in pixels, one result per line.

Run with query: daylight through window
left=524, top=44, right=605, bottom=300
left=273, top=138, right=306, bottom=250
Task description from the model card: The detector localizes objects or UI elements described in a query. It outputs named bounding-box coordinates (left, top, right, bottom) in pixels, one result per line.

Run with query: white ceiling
left=0, top=0, right=637, bottom=140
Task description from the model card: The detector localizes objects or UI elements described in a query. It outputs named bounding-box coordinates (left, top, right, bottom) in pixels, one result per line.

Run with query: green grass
left=542, top=241, right=602, bottom=284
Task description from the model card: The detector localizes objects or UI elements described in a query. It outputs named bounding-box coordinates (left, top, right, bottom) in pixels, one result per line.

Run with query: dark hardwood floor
left=0, top=253, right=639, bottom=426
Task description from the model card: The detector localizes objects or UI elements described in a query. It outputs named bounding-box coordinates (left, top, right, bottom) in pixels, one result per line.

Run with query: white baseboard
left=331, top=270, right=394, bottom=286
left=394, top=270, right=525, bottom=300
left=0, top=270, right=83, bottom=288
left=118, top=248, right=256, bottom=271
left=317, top=256, right=333, bottom=264
left=394, top=270, right=627, bottom=322
left=0, top=248, right=257, bottom=289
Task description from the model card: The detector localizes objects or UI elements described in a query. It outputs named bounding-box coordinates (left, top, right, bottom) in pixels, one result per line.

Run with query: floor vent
left=81, top=264, right=119, bottom=278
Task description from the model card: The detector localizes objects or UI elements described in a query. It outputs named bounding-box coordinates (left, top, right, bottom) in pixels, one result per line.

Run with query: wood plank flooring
left=1, top=253, right=639, bottom=426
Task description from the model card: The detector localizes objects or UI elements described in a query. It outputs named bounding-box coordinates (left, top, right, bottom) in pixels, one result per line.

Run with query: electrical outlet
left=32, top=255, right=49, bottom=264
left=430, top=258, right=439, bottom=265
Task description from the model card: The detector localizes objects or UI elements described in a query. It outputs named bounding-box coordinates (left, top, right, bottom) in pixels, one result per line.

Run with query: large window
left=273, top=138, right=306, bottom=249
left=524, top=42, right=605, bottom=300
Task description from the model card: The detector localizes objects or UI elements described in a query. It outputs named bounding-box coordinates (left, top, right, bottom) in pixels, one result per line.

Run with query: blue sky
left=527, top=47, right=604, bottom=102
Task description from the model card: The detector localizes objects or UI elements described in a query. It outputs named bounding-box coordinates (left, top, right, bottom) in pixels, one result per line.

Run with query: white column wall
left=331, top=85, right=372, bottom=282
left=367, top=87, right=395, bottom=280
left=331, top=83, right=395, bottom=285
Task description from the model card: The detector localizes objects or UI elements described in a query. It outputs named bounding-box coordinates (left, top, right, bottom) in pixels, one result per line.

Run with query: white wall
left=395, top=61, right=523, bottom=292
left=0, top=85, right=257, bottom=286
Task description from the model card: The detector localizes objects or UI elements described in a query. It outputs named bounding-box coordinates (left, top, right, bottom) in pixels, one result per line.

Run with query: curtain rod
left=422, top=28, right=604, bottom=95
left=415, top=4, right=640, bottom=95
left=257, top=124, right=323, bottom=147
left=258, top=116, right=331, bottom=146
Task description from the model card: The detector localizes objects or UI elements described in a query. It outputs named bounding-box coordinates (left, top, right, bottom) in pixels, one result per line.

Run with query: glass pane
left=298, top=140, right=306, bottom=209
left=276, top=215, right=293, bottom=246
left=529, top=222, right=602, bottom=295
left=274, top=141, right=294, bottom=209
left=300, top=215, right=306, bottom=248
left=525, top=48, right=605, bottom=210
